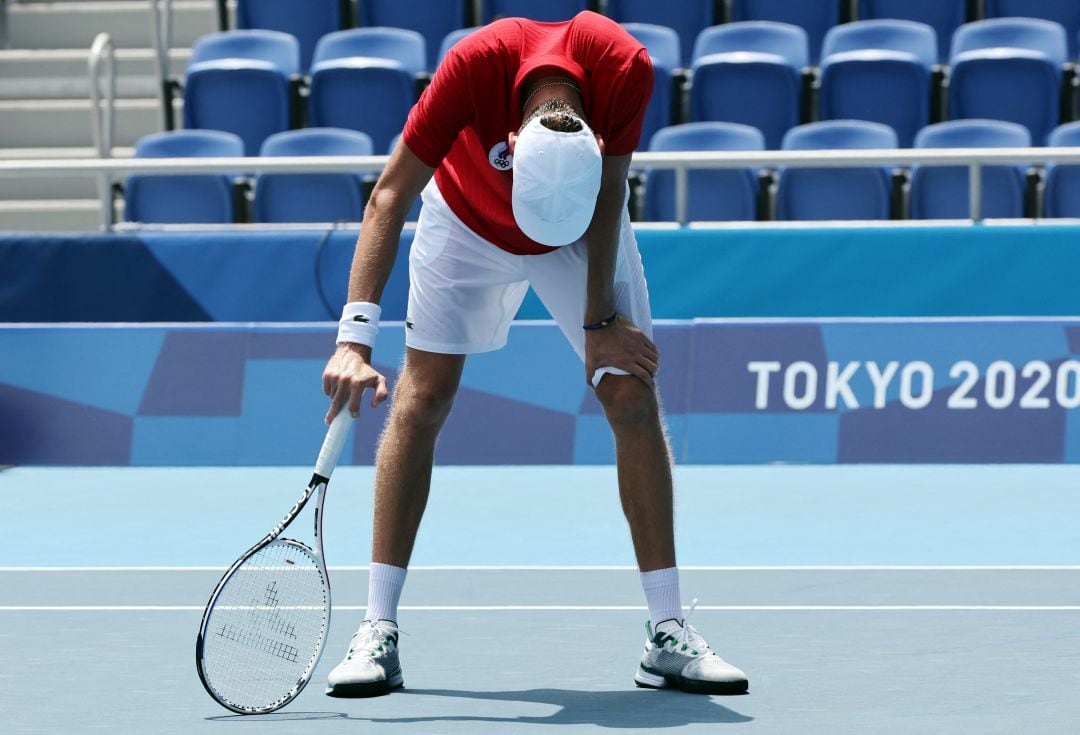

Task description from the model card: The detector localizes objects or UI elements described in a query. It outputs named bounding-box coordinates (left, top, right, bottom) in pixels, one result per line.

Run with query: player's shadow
left=371, top=688, right=752, bottom=728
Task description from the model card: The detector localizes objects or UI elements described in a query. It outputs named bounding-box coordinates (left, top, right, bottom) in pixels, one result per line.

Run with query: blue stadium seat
left=621, top=23, right=682, bottom=149
left=388, top=134, right=423, bottom=222
left=482, top=0, right=588, bottom=24
left=986, top=0, right=1080, bottom=60
left=690, top=22, right=808, bottom=149
left=253, top=128, right=372, bottom=223
left=910, top=120, right=1030, bottom=220
left=183, top=30, right=299, bottom=156
left=125, top=130, right=244, bottom=224
left=437, top=28, right=478, bottom=67
left=730, top=0, right=842, bottom=65
left=949, top=18, right=1067, bottom=144
left=312, top=28, right=427, bottom=78
left=308, top=30, right=419, bottom=152
left=236, top=0, right=343, bottom=73
left=819, top=20, right=936, bottom=147
left=1041, top=123, right=1080, bottom=218
left=777, top=120, right=897, bottom=221
left=607, top=0, right=715, bottom=67
left=360, top=0, right=467, bottom=71
left=858, top=0, right=965, bottom=64
left=644, top=122, right=765, bottom=222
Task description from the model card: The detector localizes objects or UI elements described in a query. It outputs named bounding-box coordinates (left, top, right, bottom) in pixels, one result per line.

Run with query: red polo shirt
left=401, top=11, right=653, bottom=255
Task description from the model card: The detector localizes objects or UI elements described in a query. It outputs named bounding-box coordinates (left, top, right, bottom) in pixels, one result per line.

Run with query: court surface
left=3, top=464, right=1080, bottom=734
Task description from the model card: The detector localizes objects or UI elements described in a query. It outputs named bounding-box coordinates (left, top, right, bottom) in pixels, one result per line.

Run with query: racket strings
left=201, top=540, right=329, bottom=711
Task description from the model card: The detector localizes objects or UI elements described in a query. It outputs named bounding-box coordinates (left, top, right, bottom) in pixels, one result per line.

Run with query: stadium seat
left=777, top=120, right=897, bottom=221
left=312, top=28, right=427, bottom=78
left=819, top=20, right=936, bottom=147
left=360, top=0, right=468, bottom=71
left=183, top=31, right=299, bottom=157
left=690, top=22, right=808, bottom=149
left=644, top=122, right=765, bottom=222
left=388, top=134, right=423, bottom=222
left=1042, top=122, right=1080, bottom=218
left=482, top=0, right=588, bottom=24
left=621, top=23, right=682, bottom=148
left=236, top=0, right=344, bottom=73
left=910, top=119, right=1030, bottom=220
left=985, top=0, right=1080, bottom=60
left=949, top=18, right=1067, bottom=145
left=252, top=128, right=372, bottom=223
left=437, top=28, right=478, bottom=67
left=730, top=0, right=842, bottom=65
left=858, top=0, right=965, bottom=64
left=621, top=22, right=682, bottom=73
left=124, top=130, right=244, bottom=224
left=308, top=30, right=419, bottom=153
left=607, top=0, right=715, bottom=67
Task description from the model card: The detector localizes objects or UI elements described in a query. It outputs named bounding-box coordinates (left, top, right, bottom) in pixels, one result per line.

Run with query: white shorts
left=406, top=181, right=653, bottom=374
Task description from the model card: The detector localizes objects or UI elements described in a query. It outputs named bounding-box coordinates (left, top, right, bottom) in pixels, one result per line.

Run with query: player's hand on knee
left=323, top=343, right=390, bottom=423
left=584, top=314, right=659, bottom=389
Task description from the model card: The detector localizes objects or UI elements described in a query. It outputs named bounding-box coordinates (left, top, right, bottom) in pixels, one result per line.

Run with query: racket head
left=196, top=538, right=331, bottom=714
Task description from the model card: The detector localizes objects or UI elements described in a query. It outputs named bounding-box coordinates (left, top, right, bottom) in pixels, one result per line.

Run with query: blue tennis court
left=3, top=464, right=1079, bottom=734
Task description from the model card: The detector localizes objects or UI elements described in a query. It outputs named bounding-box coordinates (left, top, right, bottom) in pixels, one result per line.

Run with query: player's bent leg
left=326, top=620, right=403, bottom=697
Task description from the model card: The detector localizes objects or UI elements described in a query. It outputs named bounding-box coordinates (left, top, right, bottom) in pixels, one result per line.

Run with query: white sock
left=365, top=562, right=407, bottom=625
left=640, top=566, right=683, bottom=629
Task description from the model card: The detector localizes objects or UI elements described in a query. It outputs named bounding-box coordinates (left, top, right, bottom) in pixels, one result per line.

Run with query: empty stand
left=1042, top=122, right=1080, bottom=218
left=607, top=0, right=715, bottom=67
left=482, top=0, right=589, bottom=24
left=622, top=23, right=683, bottom=149
left=730, top=0, right=842, bottom=65
left=252, top=127, right=371, bottom=223
left=819, top=20, right=936, bottom=147
left=360, top=0, right=469, bottom=71
left=777, top=120, right=897, bottom=221
left=124, top=129, right=244, bottom=224
left=858, top=0, right=965, bottom=63
left=949, top=18, right=1067, bottom=145
left=235, top=0, right=345, bottom=73
left=644, top=122, right=765, bottom=222
left=985, top=0, right=1080, bottom=60
left=909, top=119, right=1031, bottom=220
left=183, top=30, right=300, bottom=156
left=690, top=22, right=808, bottom=149
left=311, top=27, right=427, bottom=77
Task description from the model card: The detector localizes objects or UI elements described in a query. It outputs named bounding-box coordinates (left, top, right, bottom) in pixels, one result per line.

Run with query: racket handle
left=314, top=410, right=353, bottom=479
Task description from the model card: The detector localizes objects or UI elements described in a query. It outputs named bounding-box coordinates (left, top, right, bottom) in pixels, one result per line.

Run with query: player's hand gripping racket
left=196, top=411, right=352, bottom=714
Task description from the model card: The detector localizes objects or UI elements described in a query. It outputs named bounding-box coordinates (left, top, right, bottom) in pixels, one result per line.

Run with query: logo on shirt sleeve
left=488, top=142, right=513, bottom=171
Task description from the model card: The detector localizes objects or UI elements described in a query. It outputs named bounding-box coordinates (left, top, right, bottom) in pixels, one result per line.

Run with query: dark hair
left=521, top=98, right=584, bottom=134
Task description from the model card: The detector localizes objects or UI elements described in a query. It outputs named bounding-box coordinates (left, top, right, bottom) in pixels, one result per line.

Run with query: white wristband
left=337, top=301, right=381, bottom=347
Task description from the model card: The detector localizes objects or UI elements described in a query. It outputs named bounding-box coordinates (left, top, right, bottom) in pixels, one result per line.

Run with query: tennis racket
left=196, top=411, right=352, bottom=714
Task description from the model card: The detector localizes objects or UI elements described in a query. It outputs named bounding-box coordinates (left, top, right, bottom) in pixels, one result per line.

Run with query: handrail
left=88, top=33, right=116, bottom=232
left=149, top=0, right=175, bottom=130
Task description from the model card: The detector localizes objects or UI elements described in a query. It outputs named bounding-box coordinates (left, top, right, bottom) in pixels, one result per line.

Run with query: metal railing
left=88, top=33, right=116, bottom=231
left=149, top=0, right=176, bottom=130
left=0, top=147, right=1077, bottom=231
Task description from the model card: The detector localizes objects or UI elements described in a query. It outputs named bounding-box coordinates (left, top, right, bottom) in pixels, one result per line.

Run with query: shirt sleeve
left=401, top=46, right=476, bottom=168
left=602, top=48, right=654, bottom=157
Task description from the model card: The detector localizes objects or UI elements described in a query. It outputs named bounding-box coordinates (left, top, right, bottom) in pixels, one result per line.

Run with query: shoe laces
left=346, top=620, right=397, bottom=660
left=669, top=599, right=712, bottom=655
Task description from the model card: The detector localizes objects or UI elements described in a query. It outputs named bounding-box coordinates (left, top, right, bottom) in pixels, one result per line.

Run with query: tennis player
left=321, top=11, right=748, bottom=697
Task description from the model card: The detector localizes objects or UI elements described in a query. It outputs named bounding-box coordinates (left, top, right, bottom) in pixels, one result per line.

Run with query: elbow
left=364, top=186, right=413, bottom=224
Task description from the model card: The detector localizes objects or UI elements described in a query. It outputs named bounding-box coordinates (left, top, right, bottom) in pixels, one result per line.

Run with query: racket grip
left=314, top=410, right=353, bottom=479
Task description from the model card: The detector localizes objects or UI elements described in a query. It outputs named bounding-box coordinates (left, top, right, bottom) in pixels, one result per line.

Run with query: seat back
left=125, top=130, right=244, bottom=224
left=822, top=19, right=936, bottom=68
left=985, top=0, right=1080, bottom=59
left=621, top=23, right=682, bottom=73
left=951, top=18, right=1068, bottom=67
left=308, top=58, right=416, bottom=152
left=253, top=128, right=372, bottom=223
left=910, top=119, right=1030, bottom=219
left=482, top=0, right=588, bottom=23
left=731, top=0, right=842, bottom=64
left=1045, top=122, right=1080, bottom=217
left=858, top=0, right=964, bottom=63
left=189, top=29, right=300, bottom=74
left=693, top=21, right=809, bottom=68
left=360, top=0, right=467, bottom=71
left=438, top=28, right=478, bottom=67
left=608, top=0, right=715, bottom=67
left=313, top=28, right=427, bottom=78
left=777, top=120, right=897, bottom=220
left=644, top=122, right=765, bottom=221
left=236, top=0, right=342, bottom=72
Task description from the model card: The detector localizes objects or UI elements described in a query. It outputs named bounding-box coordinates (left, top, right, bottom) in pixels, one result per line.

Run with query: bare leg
left=370, top=347, right=465, bottom=568
left=595, top=375, right=676, bottom=572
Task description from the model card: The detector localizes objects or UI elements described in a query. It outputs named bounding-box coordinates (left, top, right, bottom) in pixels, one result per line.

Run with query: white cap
left=511, top=115, right=602, bottom=247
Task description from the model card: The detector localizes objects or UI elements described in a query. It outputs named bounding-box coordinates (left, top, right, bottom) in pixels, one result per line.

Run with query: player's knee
left=392, top=382, right=456, bottom=429
left=595, top=375, right=657, bottom=427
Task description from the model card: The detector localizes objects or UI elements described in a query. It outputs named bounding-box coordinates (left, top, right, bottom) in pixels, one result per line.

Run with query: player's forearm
left=346, top=188, right=408, bottom=305
left=584, top=155, right=632, bottom=323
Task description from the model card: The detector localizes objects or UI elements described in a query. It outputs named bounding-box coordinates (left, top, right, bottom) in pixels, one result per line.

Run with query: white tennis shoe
left=325, top=619, right=404, bottom=697
left=634, top=601, right=749, bottom=695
